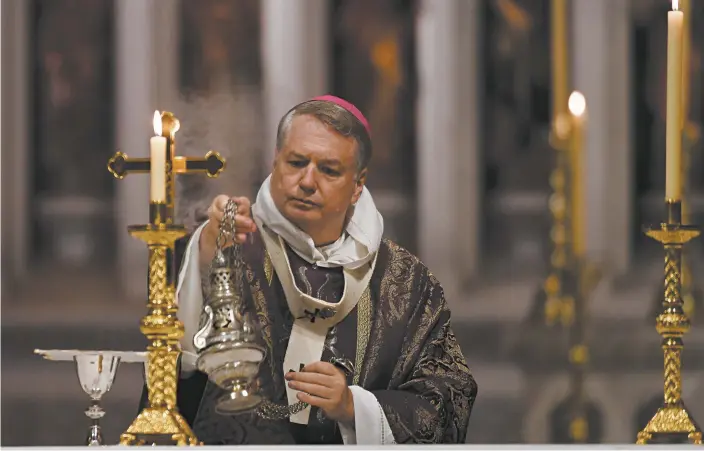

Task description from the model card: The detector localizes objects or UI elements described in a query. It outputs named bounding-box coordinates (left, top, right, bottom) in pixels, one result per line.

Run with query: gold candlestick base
left=548, top=257, right=604, bottom=444
left=121, top=408, right=199, bottom=446
left=636, top=406, right=701, bottom=445
left=119, top=224, right=201, bottom=446
left=637, top=201, right=702, bottom=445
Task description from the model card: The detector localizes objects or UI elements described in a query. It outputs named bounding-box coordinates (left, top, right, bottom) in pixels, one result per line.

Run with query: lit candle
left=666, top=0, right=684, bottom=201
left=150, top=111, right=167, bottom=203
left=569, top=91, right=587, bottom=257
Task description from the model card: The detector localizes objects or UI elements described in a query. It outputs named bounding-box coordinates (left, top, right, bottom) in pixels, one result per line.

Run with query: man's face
left=270, top=114, right=365, bottom=238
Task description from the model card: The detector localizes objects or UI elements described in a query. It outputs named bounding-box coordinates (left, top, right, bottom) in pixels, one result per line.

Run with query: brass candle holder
left=637, top=199, right=702, bottom=445
left=107, top=111, right=225, bottom=446
left=540, top=114, right=574, bottom=327
left=649, top=124, right=702, bottom=324
left=546, top=110, right=603, bottom=444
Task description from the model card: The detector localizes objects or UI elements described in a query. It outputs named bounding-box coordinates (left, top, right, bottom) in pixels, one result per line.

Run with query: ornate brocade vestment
left=140, top=228, right=478, bottom=445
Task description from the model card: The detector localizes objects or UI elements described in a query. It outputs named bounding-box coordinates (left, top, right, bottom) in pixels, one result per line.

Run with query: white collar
left=251, top=175, right=384, bottom=269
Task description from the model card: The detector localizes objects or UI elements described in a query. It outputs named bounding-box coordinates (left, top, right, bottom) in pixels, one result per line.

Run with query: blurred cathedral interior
left=2, top=0, right=704, bottom=445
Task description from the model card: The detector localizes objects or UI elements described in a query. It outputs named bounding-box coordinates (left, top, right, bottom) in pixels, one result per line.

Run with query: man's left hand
left=285, top=361, right=354, bottom=424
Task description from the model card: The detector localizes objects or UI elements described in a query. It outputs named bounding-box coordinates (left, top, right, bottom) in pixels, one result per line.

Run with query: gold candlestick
left=547, top=92, right=603, bottom=443
left=649, top=0, right=699, bottom=328
left=566, top=91, right=593, bottom=442
left=637, top=200, right=702, bottom=444
left=107, top=111, right=225, bottom=446
left=542, top=114, right=573, bottom=327
left=123, top=220, right=195, bottom=446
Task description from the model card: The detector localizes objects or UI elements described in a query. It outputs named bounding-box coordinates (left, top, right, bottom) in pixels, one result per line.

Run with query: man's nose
left=298, top=166, right=316, bottom=193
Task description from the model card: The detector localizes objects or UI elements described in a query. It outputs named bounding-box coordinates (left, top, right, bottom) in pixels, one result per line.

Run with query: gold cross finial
left=107, top=111, right=225, bottom=179
left=107, top=111, right=226, bottom=223
left=107, top=150, right=226, bottom=179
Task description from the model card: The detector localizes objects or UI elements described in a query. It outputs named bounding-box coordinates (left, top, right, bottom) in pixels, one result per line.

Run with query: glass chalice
left=35, top=349, right=146, bottom=446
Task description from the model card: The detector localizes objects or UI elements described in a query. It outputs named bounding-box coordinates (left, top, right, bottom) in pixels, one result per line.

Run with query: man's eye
left=321, top=167, right=340, bottom=176
left=289, top=160, right=307, bottom=168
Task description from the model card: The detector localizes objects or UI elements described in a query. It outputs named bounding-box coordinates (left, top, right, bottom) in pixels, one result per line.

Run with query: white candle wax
left=150, top=135, right=167, bottom=202
left=665, top=4, right=684, bottom=201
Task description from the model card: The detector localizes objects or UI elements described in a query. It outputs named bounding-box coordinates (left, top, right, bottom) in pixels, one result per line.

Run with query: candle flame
left=568, top=91, right=586, bottom=117
left=673, top=0, right=679, bottom=11
left=153, top=110, right=162, bottom=136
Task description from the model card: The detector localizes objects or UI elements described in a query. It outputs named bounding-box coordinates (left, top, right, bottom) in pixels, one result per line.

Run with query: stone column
left=1, top=0, right=4, bottom=295
left=416, top=0, right=482, bottom=297
left=115, top=0, right=157, bottom=301
left=572, top=0, right=632, bottom=275
left=260, top=0, right=329, bottom=178
left=153, top=0, right=180, bottom=107
left=1, top=0, right=30, bottom=295
left=606, top=0, right=633, bottom=276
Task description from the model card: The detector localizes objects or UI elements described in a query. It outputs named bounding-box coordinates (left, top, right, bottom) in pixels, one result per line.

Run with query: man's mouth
left=290, top=197, right=320, bottom=207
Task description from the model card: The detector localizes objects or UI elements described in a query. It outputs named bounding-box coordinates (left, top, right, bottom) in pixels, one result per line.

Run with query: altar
left=4, top=0, right=704, bottom=445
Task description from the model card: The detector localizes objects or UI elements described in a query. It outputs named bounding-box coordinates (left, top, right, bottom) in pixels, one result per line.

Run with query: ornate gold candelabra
left=637, top=200, right=702, bottom=445
left=107, top=111, right=225, bottom=446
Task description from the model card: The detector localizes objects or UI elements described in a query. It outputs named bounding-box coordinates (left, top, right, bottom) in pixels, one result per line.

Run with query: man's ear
left=352, top=168, right=367, bottom=204
left=272, top=148, right=281, bottom=169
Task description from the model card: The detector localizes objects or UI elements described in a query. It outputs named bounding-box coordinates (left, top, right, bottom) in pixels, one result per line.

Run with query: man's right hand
left=199, top=194, right=257, bottom=265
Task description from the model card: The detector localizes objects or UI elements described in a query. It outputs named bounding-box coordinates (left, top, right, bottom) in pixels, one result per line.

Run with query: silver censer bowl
left=75, top=353, right=121, bottom=446
left=194, top=249, right=266, bottom=415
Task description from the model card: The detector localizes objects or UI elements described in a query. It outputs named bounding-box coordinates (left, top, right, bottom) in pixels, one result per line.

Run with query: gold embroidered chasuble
left=137, top=228, right=478, bottom=444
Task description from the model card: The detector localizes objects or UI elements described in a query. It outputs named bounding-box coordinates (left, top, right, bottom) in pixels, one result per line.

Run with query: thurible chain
left=214, top=199, right=309, bottom=420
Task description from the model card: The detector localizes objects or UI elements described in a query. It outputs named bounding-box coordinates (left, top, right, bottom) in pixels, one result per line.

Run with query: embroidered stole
left=257, top=220, right=377, bottom=425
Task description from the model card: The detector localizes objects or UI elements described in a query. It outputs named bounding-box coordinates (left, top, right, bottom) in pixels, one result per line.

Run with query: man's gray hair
left=275, top=100, right=372, bottom=173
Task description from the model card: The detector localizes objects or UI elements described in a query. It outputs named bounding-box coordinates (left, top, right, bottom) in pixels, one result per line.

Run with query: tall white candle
left=665, top=0, right=684, bottom=201
left=150, top=110, right=167, bottom=202
left=568, top=91, right=587, bottom=258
